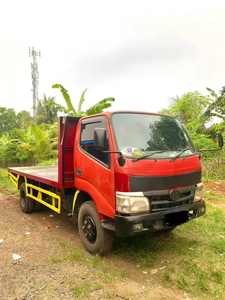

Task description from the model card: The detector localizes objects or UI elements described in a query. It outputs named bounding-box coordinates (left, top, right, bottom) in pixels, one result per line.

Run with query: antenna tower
left=29, top=46, right=41, bottom=117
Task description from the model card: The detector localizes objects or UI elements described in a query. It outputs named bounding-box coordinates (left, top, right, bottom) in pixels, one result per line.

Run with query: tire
left=32, top=189, right=45, bottom=212
left=20, top=182, right=35, bottom=213
left=34, top=200, right=45, bottom=212
left=78, top=201, right=114, bottom=255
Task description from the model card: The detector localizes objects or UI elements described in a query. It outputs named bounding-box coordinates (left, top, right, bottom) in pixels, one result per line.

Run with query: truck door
left=74, top=116, right=115, bottom=217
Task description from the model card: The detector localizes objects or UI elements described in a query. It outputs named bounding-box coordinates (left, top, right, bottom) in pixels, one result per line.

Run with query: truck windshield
left=111, top=113, right=196, bottom=159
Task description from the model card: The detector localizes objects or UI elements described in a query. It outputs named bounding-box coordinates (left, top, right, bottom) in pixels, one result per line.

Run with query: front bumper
left=114, top=199, right=206, bottom=237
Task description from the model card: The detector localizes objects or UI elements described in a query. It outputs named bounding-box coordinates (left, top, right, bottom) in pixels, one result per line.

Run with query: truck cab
left=73, top=111, right=205, bottom=253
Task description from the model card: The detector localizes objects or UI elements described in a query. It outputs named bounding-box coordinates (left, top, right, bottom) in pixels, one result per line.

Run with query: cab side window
left=80, top=118, right=110, bottom=167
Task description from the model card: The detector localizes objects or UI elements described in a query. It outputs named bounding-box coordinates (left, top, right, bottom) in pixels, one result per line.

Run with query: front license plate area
left=165, top=211, right=189, bottom=226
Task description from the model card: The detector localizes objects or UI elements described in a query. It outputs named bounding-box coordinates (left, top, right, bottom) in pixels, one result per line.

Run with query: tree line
left=159, top=86, right=225, bottom=152
left=0, top=84, right=224, bottom=167
left=0, top=85, right=114, bottom=166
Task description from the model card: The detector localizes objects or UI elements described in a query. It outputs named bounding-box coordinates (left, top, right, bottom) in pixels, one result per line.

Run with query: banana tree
left=18, top=123, right=58, bottom=162
left=205, top=86, right=225, bottom=121
left=52, top=84, right=115, bottom=117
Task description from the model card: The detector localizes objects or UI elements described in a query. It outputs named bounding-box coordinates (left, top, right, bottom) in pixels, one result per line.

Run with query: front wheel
left=78, top=201, right=114, bottom=255
left=20, top=182, right=35, bottom=213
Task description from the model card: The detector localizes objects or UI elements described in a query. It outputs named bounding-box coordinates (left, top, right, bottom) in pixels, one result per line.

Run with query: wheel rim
left=82, top=215, right=97, bottom=243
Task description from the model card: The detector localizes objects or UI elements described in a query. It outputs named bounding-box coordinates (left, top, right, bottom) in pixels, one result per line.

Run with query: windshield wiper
left=170, top=148, right=190, bottom=162
left=132, top=150, right=168, bottom=162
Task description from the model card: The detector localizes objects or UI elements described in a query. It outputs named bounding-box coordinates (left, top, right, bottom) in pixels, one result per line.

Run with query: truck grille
left=144, top=186, right=196, bottom=213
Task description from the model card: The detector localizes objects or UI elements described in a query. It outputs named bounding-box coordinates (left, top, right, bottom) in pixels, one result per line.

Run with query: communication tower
left=29, top=47, right=41, bottom=117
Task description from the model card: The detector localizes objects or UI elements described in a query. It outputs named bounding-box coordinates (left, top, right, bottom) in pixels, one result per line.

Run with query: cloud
left=74, top=37, right=197, bottom=81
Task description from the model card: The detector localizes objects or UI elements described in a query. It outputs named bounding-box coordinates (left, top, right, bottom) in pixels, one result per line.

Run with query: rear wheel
left=20, top=182, right=35, bottom=213
left=78, top=201, right=114, bottom=255
left=32, top=189, right=45, bottom=211
left=34, top=200, right=45, bottom=212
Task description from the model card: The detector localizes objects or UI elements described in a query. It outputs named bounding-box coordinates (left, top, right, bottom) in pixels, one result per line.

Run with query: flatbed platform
left=8, top=165, right=59, bottom=187
left=8, top=117, right=79, bottom=190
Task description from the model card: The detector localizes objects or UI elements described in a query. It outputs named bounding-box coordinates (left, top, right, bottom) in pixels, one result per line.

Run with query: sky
left=1, top=0, right=225, bottom=116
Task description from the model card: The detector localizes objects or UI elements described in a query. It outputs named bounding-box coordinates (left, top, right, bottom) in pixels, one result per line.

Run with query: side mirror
left=218, top=132, right=224, bottom=148
left=94, top=128, right=107, bottom=151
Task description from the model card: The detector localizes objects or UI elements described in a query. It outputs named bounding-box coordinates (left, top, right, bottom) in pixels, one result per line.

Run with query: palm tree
left=160, top=91, right=211, bottom=132
left=36, top=94, right=61, bottom=124
left=52, top=84, right=115, bottom=117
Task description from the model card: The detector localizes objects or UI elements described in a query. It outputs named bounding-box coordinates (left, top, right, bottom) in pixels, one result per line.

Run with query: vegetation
left=0, top=85, right=114, bottom=167
left=0, top=122, right=58, bottom=166
left=0, top=107, right=33, bottom=136
left=0, top=168, right=18, bottom=194
left=160, top=91, right=211, bottom=130
left=1, top=84, right=224, bottom=170
left=36, top=94, right=59, bottom=124
left=205, top=86, right=225, bottom=121
left=52, top=84, right=115, bottom=117
left=159, top=88, right=225, bottom=164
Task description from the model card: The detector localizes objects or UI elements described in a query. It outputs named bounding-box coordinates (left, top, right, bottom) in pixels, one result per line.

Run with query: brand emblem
left=169, top=190, right=180, bottom=201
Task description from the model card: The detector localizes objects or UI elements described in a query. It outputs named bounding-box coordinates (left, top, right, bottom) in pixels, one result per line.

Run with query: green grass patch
left=37, top=159, right=57, bottom=166
left=107, top=291, right=116, bottom=299
left=0, top=168, right=18, bottom=194
left=204, top=191, right=223, bottom=202
left=72, top=282, right=90, bottom=299
left=71, top=278, right=104, bottom=299
left=113, top=201, right=225, bottom=299
left=201, top=158, right=225, bottom=181
left=50, top=242, right=124, bottom=284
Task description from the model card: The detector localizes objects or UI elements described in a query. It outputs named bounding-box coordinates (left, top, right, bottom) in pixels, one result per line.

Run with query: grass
left=47, top=186, right=225, bottom=300
left=49, top=196, right=225, bottom=299
left=37, top=159, right=57, bottom=166
left=72, top=282, right=104, bottom=299
left=72, top=282, right=90, bottom=298
left=0, top=168, right=18, bottom=194
left=112, top=200, right=225, bottom=299
left=50, top=243, right=125, bottom=284
left=204, top=191, right=223, bottom=203
left=50, top=244, right=127, bottom=298
left=201, top=157, right=225, bottom=181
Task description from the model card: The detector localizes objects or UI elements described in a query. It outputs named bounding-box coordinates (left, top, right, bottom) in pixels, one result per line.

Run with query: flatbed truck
left=8, top=111, right=220, bottom=254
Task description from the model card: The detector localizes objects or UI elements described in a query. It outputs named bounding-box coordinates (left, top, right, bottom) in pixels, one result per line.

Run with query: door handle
left=76, top=168, right=82, bottom=176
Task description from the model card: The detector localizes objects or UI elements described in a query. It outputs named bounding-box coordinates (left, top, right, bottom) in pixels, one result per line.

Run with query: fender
left=75, top=177, right=115, bottom=219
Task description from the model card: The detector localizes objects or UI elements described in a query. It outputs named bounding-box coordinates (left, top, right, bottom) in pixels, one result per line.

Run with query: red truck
left=8, top=111, right=222, bottom=255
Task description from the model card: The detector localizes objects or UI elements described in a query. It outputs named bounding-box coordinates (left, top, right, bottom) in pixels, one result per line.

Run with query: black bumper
left=114, top=200, right=206, bottom=237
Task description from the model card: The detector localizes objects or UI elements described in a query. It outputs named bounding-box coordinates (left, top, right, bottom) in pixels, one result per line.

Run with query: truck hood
left=114, top=155, right=201, bottom=192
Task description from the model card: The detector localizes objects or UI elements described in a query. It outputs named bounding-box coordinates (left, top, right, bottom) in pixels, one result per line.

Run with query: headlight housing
left=194, top=182, right=204, bottom=202
left=116, top=191, right=150, bottom=215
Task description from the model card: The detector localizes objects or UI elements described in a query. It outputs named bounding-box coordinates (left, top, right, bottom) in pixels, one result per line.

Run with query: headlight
left=194, top=182, right=204, bottom=202
left=116, top=191, right=150, bottom=214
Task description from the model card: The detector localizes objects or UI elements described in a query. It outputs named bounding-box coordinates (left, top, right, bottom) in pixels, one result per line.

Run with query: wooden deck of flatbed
left=8, top=165, right=60, bottom=187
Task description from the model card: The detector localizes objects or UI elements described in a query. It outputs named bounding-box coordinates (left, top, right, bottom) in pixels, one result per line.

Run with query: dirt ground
left=0, top=182, right=224, bottom=300
left=204, top=181, right=225, bottom=211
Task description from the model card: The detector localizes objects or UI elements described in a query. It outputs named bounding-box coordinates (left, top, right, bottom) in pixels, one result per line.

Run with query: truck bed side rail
left=26, top=181, right=61, bottom=214
left=8, top=172, right=19, bottom=189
